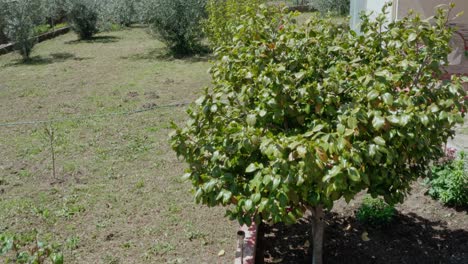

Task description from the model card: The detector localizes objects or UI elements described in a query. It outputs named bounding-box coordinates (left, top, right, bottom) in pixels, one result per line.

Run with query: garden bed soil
left=260, top=179, right=468, bottom=264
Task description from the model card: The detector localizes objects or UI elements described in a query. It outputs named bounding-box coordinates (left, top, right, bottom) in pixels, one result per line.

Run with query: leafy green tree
left=3, top=0, right=43, bottom=60
left=148, top=0, right=207, bottom=56
left=171, top=3, right=467, bottom=263
left=66, top=0, right=99, bottom=40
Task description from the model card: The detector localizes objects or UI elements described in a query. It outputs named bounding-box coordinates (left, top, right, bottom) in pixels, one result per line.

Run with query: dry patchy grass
left=0, top=28, right=237, bottom=263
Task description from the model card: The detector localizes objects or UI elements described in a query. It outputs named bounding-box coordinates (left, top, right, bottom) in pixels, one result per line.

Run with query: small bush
left=426, top=151, right=468, bottom=207
left=356, top=196, right=395, bottom=226
left=149, top=0, right=207, bottom=56
left=66, top=0, right=99, bottom=40
left=309, top=0, right=350, bottom=16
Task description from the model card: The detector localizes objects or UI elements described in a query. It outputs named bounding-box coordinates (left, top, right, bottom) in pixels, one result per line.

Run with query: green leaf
left=387, top=115, right=400, bottom=125
left=375, top=70, right=391, bottom=79
left=438, top=111, right=448, bottom=120
left=374, top=136, right=386, bottom=146
left=204, top=180, right=217, bottom=192
left=382, top=93, right=394, bottom=105
left=272, top=177, right=281, bottom=190
left=328, top=46, right=342, bottom=52
left=244, top=199, right=253, bottom=211
left=297, top=175, right=305, bottom=186
left=210, top=104, right=218, bottom=113
left=263, top=175, right=273, bottom=186
left=420, top=115, right=429, bottom=126
left=220, top=190, right=232, bottom=203
left=429, top=104, right=440, bottom=113
left=246, top=114, right=257, bottom=126
left=259, top=199, right=268, bottom=212
left=181, top=173, right=191, bottom=181
left=372, top=116, right=385, bottom=130
left=195, top=96, right=205, bottom=105
left=294, top=71, right=306, bottom=80
left=286, top=212, right=297, bottom=223
left=251, top=193, right=261, bottom=203
left=246, top=163, right=260, bottom=173
left=347, top=117, right=358, bottom=129
left=408, top=33, right=417, bottom=42
left=367, top=90, right=380, bottom=101
left=337, top=124, right=345, bottom=134
left=313, top=124, right=325, bottom=133
left=323, top=165, right=341, bottom=182
left=400, top=115, right=411, bottom=126
left=297, top=146, right=307, bottom=158
left=348, top=167, right=361, bottom=182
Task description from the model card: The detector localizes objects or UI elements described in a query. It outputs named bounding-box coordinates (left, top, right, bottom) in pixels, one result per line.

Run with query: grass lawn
left=0, top=27, right=237, bottom=263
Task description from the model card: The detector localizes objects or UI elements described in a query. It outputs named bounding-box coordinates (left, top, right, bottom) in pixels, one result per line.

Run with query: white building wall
left=396, top=0, right=468, bottom=23
left=350, top=0, right=393, bottom=32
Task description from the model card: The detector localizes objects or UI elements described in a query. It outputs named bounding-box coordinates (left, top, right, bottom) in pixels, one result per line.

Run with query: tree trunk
left=255, top=221, right=265, bottom=264
left=310, top=205, right=325, bottom=264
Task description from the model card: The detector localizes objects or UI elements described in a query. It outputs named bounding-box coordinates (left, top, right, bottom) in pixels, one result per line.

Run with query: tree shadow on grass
left=3, top=52, right=90, bottom=67
left=65, top=35, right=121, bottom=45
left=261, top=212, right=468, bottom=264
left=120, top=47, right=212, bottom=63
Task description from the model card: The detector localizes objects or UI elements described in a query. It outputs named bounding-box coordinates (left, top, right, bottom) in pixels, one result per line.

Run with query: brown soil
left=260, top=180, right=468, bottom=264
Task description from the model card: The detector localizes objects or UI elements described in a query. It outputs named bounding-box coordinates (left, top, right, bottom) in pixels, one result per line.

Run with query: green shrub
left=426, top=152, right=468, bottom=207
left=356, top=196, right=395, bottom=226
left=171, top=4, right=466, bottom=263
left=149, top=0, right=207, bottom=56
left=66, top=0, right=99, bottom=40
left=204, top=0, right=267, bottom=48
left=3, top=0, right=43, bottom=60
left=309, top=0, right=350, bottom=15
left=0, top=232, right=63, bottom=264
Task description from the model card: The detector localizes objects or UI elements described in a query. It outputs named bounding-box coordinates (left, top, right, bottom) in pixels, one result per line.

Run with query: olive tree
left=41, top=0, right=66, bottom=28
left=171, top=4, right=467, bottom=264
left=65, top=0, right=99, bottom=40
left=309, top=0, right=350, bottom=15
left=148, top=0, right=207, bottom=56
left=3, top=0, right=43, bottom=60
left=0, top=1, right=8, bottom=43
left=110, top=0, right=137, bottom=27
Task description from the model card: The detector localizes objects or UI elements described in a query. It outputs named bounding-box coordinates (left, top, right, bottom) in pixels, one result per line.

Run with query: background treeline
left=0, top=0, right=350, bottom=60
